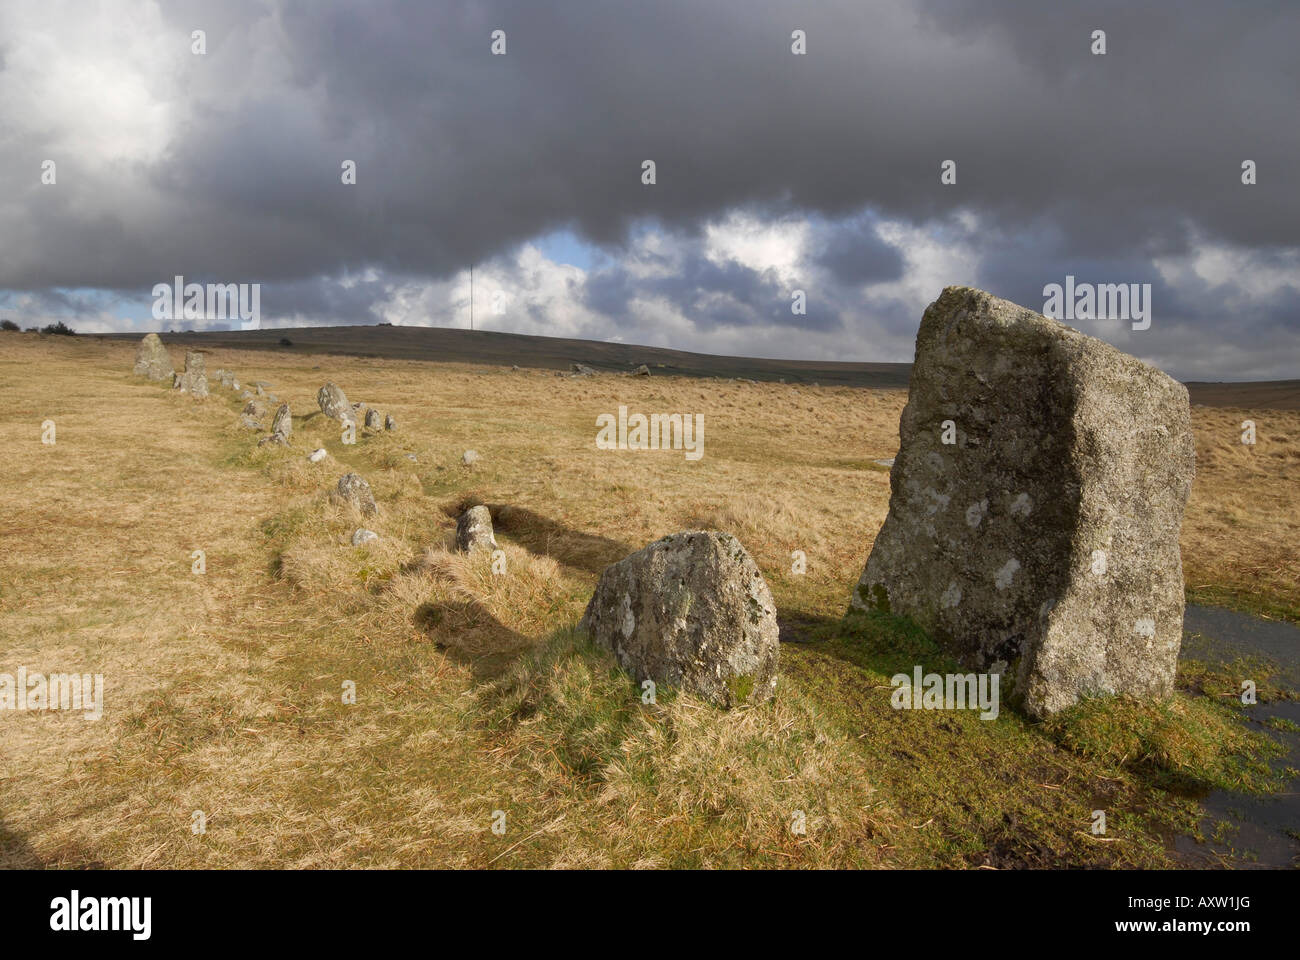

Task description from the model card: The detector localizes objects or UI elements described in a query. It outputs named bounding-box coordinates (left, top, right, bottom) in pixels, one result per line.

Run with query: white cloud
left=0, top=1, right=181, bottom=166
left=873, top=216, right=981, bottom=306
left=704, top=212, right=809, bottom=288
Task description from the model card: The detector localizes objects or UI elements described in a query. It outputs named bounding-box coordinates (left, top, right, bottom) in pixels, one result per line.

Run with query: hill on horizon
left=99, top=323, right=1300, bottom=409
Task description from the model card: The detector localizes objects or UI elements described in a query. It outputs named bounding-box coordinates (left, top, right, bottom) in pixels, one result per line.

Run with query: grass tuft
left=1042, top=695, right=1287, bottom=793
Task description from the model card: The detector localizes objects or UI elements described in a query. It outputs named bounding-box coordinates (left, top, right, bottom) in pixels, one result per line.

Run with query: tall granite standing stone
left=133, top=333, right=174, bottom=381
left=851, top=286, right=1195, bottom=718
left=172, top=351, right=209, bottom=398
left=581, top=531, right=779, bottom=708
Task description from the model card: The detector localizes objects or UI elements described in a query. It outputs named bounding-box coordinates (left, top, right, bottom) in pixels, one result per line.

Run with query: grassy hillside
left=1, top=331, right=1296, bottom=868
left=101, top=324, right=1300, bottom=409
left=102, top=324, right=912, bottom=389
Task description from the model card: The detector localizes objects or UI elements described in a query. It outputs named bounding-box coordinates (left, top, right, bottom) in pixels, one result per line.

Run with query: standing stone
left=634, top=364, right=651, bottom=377
left=455, top=505, right=498, bottom=553
left=317, top=382, right=354, bottom=423
left=850, top=286, right=1195, bottom=718
left=136, top=335, right=174, bottom=380
left=133, top=333, right=174, bottom=381
left=173, top=351, right=209, bottom=398
left=364, top=408, right=381, bottom=430
left=571, top=363, right=595, bottom=376
left=270, top=402, right=292, bottom=443
left=580, top=531, right=779, bottom=708
left=308, top=448, right=328, bottom=463
left=334, top=473, right=377, bottom=516
left=384, top=414, right=396, bottom=431
left=351, top=528, right=379, bottom=546
left=461, top=450, right=479, bottom=466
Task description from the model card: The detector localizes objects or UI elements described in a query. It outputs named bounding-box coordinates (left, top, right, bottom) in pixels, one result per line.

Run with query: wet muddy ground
left=1177, top=606, right=1299, bottom=868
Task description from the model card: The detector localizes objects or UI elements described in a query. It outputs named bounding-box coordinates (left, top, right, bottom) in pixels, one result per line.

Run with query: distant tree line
left=0, top=319, right=77, bottom=334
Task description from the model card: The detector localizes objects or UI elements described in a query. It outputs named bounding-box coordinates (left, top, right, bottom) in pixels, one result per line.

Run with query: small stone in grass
left=335, top=473, right=378, bottom=516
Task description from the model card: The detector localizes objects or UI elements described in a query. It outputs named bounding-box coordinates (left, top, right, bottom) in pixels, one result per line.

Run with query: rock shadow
left=440, top=499, right=633, bottom=578
left=413, top=596, right=535, bottom=681
left=0, top=818, right=44, bottom=869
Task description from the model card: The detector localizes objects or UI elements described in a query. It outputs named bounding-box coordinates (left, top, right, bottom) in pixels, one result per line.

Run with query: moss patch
left=727, top=673, right=755, bottom=705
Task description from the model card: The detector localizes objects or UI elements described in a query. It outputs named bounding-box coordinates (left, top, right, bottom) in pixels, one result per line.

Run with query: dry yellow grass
left=0, top=332, right=1293, bottom=868
left=1181, top=406, right=1300, bottom=620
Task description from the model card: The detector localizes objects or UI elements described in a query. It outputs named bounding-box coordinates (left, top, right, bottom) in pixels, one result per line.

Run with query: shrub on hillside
left=0, top=319, right=18, bottom=331
left=40, top=320, right=77, bottom=336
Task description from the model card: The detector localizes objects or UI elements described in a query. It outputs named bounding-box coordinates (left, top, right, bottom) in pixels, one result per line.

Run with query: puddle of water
left=1175, top=605, right=1300, bottom=868
left=1183, top=605, right=1300, bottom=689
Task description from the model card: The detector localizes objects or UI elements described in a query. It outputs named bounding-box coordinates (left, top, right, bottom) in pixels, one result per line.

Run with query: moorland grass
left=0, top=333, right=1295, bottom=868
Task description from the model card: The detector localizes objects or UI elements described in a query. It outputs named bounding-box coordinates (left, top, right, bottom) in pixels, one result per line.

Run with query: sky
left=0, top=0, right=1297, bottom=380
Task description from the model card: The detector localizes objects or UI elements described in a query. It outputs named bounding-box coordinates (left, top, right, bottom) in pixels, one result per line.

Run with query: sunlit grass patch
left=477, top=627, right=893, bottom=867
left=1042, top=695, right=1287, bottom=794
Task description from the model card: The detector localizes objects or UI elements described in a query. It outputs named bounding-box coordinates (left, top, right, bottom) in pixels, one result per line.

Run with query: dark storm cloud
left=973, top=220, right=1168, bottom=319
left=583, top=248, right=836, bottom=333
left=0, top=0, right=1295, bottom=375
left=253, top=273, right=395, bottom=327
left=813, top=214, right=906, bottom=287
